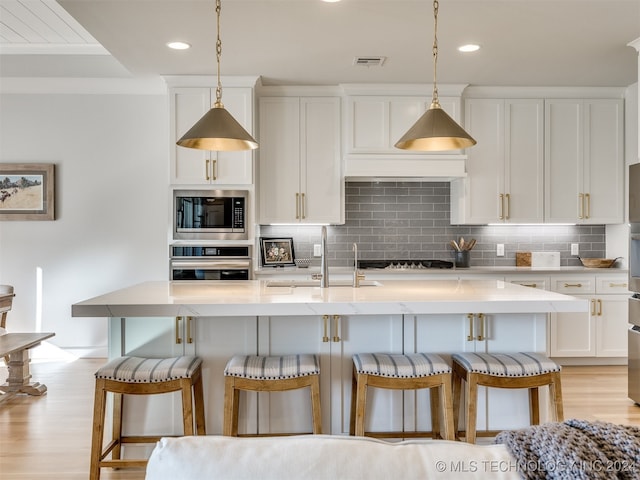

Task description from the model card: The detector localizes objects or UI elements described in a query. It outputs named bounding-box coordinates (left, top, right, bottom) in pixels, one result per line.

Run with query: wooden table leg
left=1, top=348, right=47, bottom=397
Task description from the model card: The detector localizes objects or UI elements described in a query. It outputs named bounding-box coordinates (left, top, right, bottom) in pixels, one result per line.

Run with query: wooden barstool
left=223, top=354, right=322, bottom=436
left=452, top=352, right=564, bottom=444
left=90, top=355, right=206, bottom=480
left=350, top=353, right=455, bottom=440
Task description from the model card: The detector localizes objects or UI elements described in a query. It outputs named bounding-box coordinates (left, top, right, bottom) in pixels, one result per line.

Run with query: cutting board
left=516, top=252, right=531, bottom=267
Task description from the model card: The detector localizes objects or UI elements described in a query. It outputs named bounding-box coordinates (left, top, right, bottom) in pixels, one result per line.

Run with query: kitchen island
left=73, top=279, right=586, bottom=443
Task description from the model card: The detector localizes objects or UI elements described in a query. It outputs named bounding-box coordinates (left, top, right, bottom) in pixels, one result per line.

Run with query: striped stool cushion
left=95, top=356, right=202, bottom=383
left=224, top=354, right=320, bottom=380
left=452, top=352, right=561, bottom=377
left=353, top=353, right=451, bottom=378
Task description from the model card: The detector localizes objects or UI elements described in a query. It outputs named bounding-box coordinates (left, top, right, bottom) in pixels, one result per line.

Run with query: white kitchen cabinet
left=346, top=95, right=462, bottom=155
left=549, top=274, right=629, bottom=358
left=406, top=312, right=547, bottom=434
left=450, top=98, right=543, bottom=224
left=258, top=96, right=342, bottom=224
left=545, top=99, right=623, bottom=224
left=170, top=87, right=254, bottom=185
left=258, top=314, right=403, bottom=435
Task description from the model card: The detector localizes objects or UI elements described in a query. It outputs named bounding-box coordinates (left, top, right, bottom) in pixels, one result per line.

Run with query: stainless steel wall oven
left=628, top=163, right=640, bottom=404
left=173, top=189, right=248, bottom=240
left=170, top=245, right=251, bottom=281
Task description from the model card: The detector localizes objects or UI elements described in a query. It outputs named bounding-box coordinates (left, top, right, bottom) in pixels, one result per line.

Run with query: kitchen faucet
left=352, top=243, right=365, bottom=288
left=320, top=225, right=329, bottom=288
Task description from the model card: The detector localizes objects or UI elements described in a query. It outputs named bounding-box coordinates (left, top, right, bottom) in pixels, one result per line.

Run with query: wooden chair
left=90, top=355, right=206, bottom=480
left=0, top=285, right=15, bottom=364
left=452, top=352, right=564, bottom=444
left=349, top=353, right=455, bottom=440
left=223, top=354, right=322, bottom=436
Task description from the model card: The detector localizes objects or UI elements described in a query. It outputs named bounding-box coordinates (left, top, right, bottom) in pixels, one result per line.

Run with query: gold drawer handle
left=590, top=299, right=596, bottom=316
left=499, top=194, right=504, bottom=220
left=505, top=193, right=510, bottom=220
left=477, top=313, right=485, bottom=341
left=608, top=283, right=627, bottom=288
left=295, top=193, right=300, bottom=219
left=322, top=315, right=329, bottom=343
left=187, top=316, right=193, bottom=344
left=564, top=283, right=583, bottom=288
left=332, top=315, right=341, bottom=342
left=521, top=283, right=537, bottom=288
left=597, top=299, right=602, bottom=316
left=466, top=313, right=475, bottom=341
left=578, top=193, right=584, bottom=219
left=205, top=159, right=210, bottom=181
left=175, top=316, right=183, bottom=345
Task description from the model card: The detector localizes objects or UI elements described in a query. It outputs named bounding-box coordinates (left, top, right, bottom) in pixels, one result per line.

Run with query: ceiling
left=0, top=0, right=639, bottom=88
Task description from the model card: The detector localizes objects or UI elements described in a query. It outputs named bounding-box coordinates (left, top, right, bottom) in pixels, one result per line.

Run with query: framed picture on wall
left=260, top=237, right=295, bottom=267
left=0, top=163, right=55, bottom=221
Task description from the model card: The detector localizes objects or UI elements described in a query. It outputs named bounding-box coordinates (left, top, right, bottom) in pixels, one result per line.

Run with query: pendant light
left=177, top=0, right=258, bottom=151
left=395, top=0, right=476, bottom=151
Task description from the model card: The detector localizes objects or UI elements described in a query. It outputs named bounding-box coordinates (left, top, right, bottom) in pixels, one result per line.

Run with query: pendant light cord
left=431, top=0, right=440, bottom=108
left=215, top=0, right=224, bottom=108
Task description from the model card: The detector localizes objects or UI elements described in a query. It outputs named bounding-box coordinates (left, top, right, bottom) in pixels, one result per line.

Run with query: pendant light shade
left=176, top=0, right=258, bottom=152
left=395, top=0, right=476, bottom=152
left=177, top=103, right=258, bottom=150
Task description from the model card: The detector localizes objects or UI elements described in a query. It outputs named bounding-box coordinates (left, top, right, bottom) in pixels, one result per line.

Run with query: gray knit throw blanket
left=494, top=419, right=640, bottom=480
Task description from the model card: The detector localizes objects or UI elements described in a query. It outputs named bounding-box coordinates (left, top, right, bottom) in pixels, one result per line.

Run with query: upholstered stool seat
left=452, top=352, right=563, bottom=444
left=350, top=353, right=455, bottom=440
left=223, top=354, right=322, bottom=436
left=90, top=356, right=206, bottom=480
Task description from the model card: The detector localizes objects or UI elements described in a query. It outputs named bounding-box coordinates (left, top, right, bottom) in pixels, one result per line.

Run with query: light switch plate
left=571, top=243, right=579, bottom=255
left=313, top=244, right=322, bottom=257
left=497, top=244, right=505, bottom=256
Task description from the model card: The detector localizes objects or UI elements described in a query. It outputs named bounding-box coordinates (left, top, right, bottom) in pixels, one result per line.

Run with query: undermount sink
left=265, top=280, right=382, bottom=288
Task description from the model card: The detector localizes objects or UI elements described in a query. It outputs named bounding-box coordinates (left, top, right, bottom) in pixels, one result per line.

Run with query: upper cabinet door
left=545, top=98, right=623, bottom=224
left=258, top=96, right=343, bottom=225
left=451, top=98, right=543, bottom=224
left=170, top=87, right=254, bottom=186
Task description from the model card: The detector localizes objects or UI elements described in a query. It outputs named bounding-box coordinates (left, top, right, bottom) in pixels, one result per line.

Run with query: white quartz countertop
left=71, top=279, right=588, bottom=318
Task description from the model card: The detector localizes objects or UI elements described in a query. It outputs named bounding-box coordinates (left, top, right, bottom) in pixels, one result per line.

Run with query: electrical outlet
left=497, top=244, right=505, bottom=257
left=571, top=243, right=579, bottom=255
left=313, top=244, right=322, bottom=257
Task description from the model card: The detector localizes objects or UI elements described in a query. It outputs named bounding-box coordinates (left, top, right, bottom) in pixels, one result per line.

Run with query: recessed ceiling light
left=322, top=0, right=341, bottom=3
left=167, top=41, right=191, bottom=50
left=458, top=44, right=480, bottom=53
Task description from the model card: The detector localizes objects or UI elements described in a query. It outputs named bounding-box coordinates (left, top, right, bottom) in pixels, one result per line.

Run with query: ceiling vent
left=353, top=56, right=386, bottom=67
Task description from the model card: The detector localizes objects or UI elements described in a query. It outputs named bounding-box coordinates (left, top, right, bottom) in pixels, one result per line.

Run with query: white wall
left=0, top=88, right=169, bottom=357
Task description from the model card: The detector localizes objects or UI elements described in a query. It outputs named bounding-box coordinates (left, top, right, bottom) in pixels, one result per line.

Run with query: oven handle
left=170, top=259, right=251, bottom=270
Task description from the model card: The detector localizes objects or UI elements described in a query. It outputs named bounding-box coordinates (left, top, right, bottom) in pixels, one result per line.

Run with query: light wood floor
left=0, top=359, right=639, bottom=479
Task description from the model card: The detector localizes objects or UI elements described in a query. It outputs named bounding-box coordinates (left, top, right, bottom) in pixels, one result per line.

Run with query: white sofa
left=145, top=435, right=520, bottom=480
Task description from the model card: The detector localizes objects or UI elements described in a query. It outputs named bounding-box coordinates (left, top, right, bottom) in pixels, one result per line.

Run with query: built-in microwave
left=173, top=189, right=248, bottom=240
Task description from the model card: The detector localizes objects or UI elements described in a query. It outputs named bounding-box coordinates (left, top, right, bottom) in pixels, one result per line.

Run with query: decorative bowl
left=578, top=257, right=620, bottom=268
left=295, top=258, right=312, bottom=268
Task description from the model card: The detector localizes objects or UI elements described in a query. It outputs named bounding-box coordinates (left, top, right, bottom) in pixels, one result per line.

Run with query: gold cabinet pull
left=187, top=316, right=193, bottom=344
left=322, top=315, right=329, bottom=343
left=477, top=313, right=485, bottom=341
left=205, top=159, right=211, bottom=181
left=175, top=316, right=183, bottom=345
left=295, top=193, right=300, bottom=219
left=564, top=283, right=583, bottom=288
left=332, top=314, right=341, bottom=342
left=301, top=193, right=306, bottom=220
left=585, top=193, right=590, bottom=219
left=590, top=299, right=596, bottom=316
left=578, top=193, right=584, bottom=219
left=466, top=313, right=475, bottom=341
left=499, top=194, right=504, bottom=220
left=212, top=159, right=217, bottom=181
left=597, top=299, right=602, bottom=316
left=609, top=282, right=627, bottom=288
left=505, top=193, right=510, bottom=220
left=521, top=283, right=537, bottom=288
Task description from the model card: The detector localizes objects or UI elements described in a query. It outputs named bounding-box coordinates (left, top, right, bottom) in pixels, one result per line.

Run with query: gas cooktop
left=357, top=260, right=454, bottom=270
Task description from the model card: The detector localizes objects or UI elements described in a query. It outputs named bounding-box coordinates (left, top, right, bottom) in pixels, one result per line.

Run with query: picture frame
left=0, top=163, right=55, bottom=221
left=260, top=237, right=295, bottom=267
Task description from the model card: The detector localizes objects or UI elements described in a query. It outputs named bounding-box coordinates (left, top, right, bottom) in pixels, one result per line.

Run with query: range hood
left=344, top=154, right=467, bottom=182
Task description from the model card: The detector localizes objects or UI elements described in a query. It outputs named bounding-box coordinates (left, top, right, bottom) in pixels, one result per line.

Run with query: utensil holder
left=454, top=250, right=470, bottom=268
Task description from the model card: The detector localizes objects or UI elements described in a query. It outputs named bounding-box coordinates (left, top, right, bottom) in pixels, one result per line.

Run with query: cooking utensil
left=578, top=257, right=621, bottom=268
left=459, top=237, right=465, bottom=250
left=466, top=239, right=476, bottom=251
left=450, top=240, right=461, bottom=251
